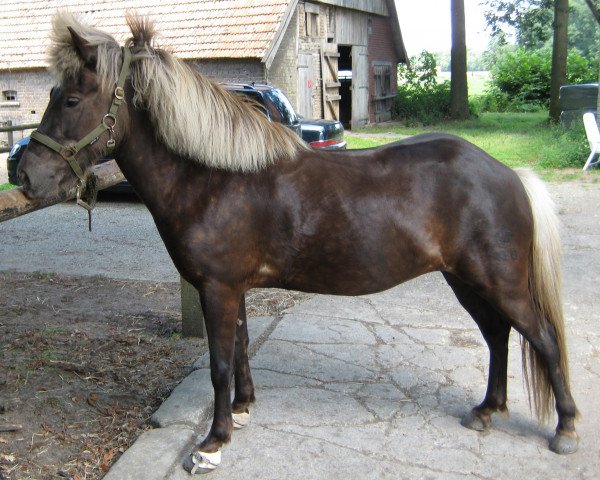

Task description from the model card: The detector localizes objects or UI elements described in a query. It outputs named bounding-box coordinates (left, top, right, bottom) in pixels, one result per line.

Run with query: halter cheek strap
left=29, top=46, right=132, bottom=230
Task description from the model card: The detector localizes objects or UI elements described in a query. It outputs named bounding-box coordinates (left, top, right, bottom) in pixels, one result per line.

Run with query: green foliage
left=479, top=47, right=598, bottom=111
left=391, top=51, right=453, bottom=125
left=484, top=0, right=600, bottom=55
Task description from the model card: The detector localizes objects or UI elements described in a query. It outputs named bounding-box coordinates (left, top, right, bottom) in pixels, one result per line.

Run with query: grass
left=347, top=111, right=595, bottom=172
left=0, top=182, right=15, bottom=191
left=438, top=71, right=491, bottom=97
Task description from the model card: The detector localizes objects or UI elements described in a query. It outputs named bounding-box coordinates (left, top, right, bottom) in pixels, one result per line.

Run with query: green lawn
left=0, top=182, right=14, bottom=191
left=437, top=71, right=491, bottom=97
left=346, top=111, right=595, bottom=174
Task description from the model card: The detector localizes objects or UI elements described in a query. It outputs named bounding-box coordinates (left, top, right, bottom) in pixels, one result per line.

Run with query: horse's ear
left=68, top=27, right=97, bottom=68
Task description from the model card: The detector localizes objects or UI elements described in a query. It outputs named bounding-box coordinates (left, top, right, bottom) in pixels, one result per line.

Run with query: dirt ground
left=0, top=271, right=306, bottom=479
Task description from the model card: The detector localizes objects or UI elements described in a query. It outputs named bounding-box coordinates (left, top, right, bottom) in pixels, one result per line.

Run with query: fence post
left=7, top=120, right=13, bottom=148
left=180, top=276, right=206, bottom=338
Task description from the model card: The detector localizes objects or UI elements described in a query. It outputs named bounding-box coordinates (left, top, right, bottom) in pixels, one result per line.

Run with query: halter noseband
left=30, top=46, right=132, bottom=225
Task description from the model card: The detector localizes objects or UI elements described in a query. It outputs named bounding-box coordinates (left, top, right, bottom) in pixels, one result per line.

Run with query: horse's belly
left=282, top=230, right=442, bottom=296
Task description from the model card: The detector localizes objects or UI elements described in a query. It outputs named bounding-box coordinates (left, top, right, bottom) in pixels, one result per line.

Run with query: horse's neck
left=115, top=105, right=201, bottom=214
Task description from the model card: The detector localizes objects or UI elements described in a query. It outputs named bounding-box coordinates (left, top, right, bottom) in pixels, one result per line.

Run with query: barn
left=0, top=0, right=408, bottom=133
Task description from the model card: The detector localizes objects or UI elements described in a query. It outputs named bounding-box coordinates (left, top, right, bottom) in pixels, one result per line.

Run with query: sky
left=395, top=0, right=492, bottom=56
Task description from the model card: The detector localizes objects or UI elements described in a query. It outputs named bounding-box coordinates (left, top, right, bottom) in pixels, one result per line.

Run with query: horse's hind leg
left=232, top=294, right=255, bottom=429
left=443, top=273, right=511, bottom=430
left=489, top=294, right=579, bottom=454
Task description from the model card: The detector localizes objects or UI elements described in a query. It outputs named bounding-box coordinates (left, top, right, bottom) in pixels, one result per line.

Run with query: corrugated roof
left=0, top=0, right=292, bottom=70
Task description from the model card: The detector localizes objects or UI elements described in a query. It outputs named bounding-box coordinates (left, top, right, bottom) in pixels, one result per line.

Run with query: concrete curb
left=104, top=316, right=277, bottom=478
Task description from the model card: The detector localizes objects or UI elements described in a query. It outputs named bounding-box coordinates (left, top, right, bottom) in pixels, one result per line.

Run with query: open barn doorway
left=338, top=45, right=352, bottom=129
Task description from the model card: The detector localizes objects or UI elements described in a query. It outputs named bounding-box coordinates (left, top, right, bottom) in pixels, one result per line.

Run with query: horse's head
left=19, top=17, right=130, bottom=199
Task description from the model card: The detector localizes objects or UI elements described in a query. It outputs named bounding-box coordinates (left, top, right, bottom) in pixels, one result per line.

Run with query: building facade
left=0, top=0, right=407, bottom=141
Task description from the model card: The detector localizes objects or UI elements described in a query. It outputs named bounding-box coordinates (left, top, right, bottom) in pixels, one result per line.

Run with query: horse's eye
left=66, top=97, right=80, bottom=108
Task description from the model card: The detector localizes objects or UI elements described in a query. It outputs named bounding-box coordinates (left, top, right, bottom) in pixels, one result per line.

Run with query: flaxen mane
left=49, top=12, right=307, bottom=172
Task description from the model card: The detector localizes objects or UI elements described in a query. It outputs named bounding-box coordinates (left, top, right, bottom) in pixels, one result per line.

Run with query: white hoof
left=232, top=411, right=250, bottom=429
left=188, top=449, right=221, bottom=474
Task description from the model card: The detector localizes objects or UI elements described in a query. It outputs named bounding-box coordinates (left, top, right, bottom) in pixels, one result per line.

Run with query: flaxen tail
left=515, top=169, right=569, bottom=423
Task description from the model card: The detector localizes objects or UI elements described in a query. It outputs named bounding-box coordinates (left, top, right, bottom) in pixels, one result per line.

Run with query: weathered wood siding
left=316, top=0, right=388, bottom=16
left=334, top=8, right=368, bottom=46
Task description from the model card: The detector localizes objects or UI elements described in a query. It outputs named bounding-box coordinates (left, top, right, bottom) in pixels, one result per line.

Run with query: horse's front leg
left=232, top=294, right=255, bottom=429
left=185, top=282, right=240, bottom=474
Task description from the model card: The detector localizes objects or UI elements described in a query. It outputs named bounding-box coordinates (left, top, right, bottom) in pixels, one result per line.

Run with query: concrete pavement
left=103, top=181, right=600, bottom=480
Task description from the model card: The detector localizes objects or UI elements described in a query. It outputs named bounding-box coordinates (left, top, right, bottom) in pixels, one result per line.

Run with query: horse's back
left=273, top=134, right=531, bottom=295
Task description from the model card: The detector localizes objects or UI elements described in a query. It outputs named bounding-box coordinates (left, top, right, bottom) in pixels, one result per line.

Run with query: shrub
left=391, top=51, right=453, bottom=125
left=480, top=47, right=598, bottom=112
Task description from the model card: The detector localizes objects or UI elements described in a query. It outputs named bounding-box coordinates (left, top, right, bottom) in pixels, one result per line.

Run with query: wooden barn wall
left=334, top=8, right=368, bottom=46
left=316, top=0, right=388, bottom=16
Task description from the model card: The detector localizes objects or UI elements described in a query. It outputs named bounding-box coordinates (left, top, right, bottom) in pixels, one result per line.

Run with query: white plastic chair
left=583, top=112, right=600, bottom=171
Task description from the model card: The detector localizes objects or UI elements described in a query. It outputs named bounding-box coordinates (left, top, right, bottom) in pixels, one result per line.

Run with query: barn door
left=321, top=42, right=340, bottom=120
left=351, top=45, right=369, bottom=129
left=297, top=53, right=314, bottom=118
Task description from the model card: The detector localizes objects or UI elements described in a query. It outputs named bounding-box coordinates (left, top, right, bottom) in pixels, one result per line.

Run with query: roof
left=0, top=0, right=408, bottom=71
left=0, top=0, right=292, bottom=70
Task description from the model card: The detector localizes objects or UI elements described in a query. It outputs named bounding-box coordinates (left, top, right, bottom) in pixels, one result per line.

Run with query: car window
left=264, top=89, right=297, bottom=125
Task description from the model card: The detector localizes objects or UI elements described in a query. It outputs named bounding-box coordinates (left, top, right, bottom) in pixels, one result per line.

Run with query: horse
left=18, top=12, right=579, bottom=473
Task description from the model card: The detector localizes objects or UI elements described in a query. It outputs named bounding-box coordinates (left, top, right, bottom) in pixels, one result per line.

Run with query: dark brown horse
left=18, top=13, right=579, bottom=473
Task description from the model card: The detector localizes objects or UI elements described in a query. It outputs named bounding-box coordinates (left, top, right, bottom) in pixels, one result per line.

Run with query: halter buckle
left=115, top=86, right=125, bottom=100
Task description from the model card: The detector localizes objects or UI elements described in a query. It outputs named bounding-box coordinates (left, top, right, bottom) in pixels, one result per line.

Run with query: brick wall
left=0, top=69, right=52, bottom=137
left=266, top=10, right=298, bottom=108
left=368, top=15, right=398, bottom=123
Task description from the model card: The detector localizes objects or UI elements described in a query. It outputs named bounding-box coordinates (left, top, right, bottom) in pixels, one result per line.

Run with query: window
left=305, top=12, right=319, bottom=37
left=3, top=90, right=17, bottom=101
left=374, top=64, right=392, bottom=99
left=304, top=3, right=320, bottom=38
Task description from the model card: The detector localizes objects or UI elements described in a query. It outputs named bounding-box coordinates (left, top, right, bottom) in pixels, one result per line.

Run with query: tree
left=549, top=0, right=570, bottom=122
left=450, top=0, right=469, bottom=119
left=484, top=0, right=554, bottom=48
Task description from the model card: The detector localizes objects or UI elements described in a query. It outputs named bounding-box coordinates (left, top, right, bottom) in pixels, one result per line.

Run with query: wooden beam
left=0, top=160, right=125, bottom=223
left=180, top=276, right=206, bottom=338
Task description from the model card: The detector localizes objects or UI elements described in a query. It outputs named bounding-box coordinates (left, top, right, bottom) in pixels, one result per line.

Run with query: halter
left=30, top=46, right=132, bottom=229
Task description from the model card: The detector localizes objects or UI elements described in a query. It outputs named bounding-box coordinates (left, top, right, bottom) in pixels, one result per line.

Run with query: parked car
left=223, top=83, right=346, bottom=149
left=7, top=84, right=345, bottom=187
left=7, top=136, right=29, bottom=185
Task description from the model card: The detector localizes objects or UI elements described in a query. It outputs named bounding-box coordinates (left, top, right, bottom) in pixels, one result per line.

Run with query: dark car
left=223, top=83, right=346, bottom=149
left=6, top=136, right=29, bottom=185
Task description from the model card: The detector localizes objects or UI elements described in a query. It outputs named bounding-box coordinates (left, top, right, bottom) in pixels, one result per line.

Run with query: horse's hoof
left=549, top=432, right=579, bottom=455
left=460, top=410, right=489, bottom=432
left=183, top=449, right=222, bottom=474
left=233, top=410, right=250, bottom=429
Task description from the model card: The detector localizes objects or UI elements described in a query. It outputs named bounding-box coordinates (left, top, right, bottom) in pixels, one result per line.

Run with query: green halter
left=30, top=46, right=132, bottom=229
left=31, top=46, right=132, bottom=180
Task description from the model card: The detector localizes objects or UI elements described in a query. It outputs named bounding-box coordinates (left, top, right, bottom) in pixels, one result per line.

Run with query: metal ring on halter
left=60, top=145, right=78, bottom=160
left=103, top=113, right=117, bottom=129
left=114, top=86, right=125, bottom=100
